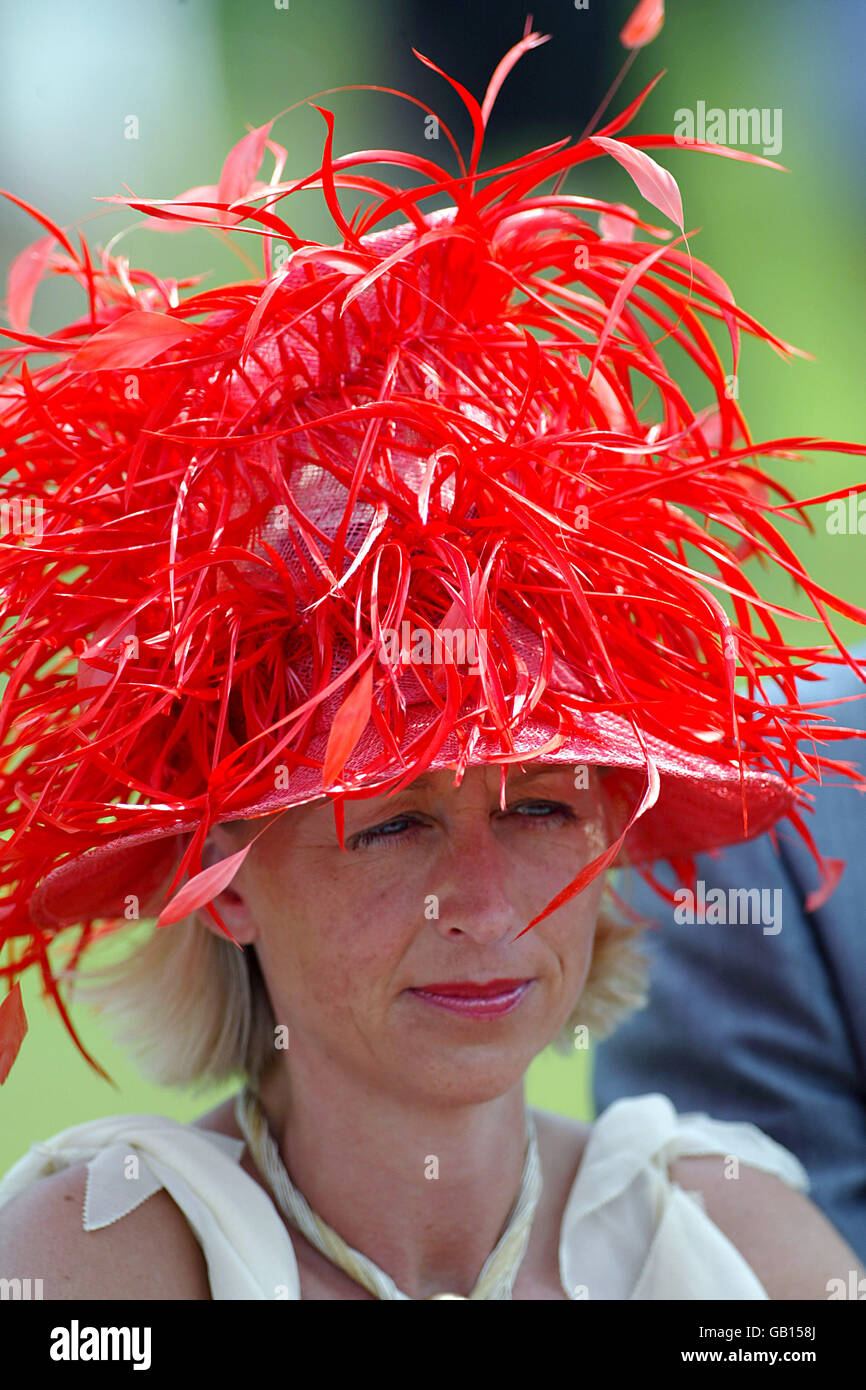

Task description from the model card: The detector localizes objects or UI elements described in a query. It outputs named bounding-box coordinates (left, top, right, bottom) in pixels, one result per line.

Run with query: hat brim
left=30, top=708, right=792, bottom=929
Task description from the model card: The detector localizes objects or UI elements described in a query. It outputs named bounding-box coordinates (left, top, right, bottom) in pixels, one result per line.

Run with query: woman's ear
left=195, top=822, right=259, bottom=945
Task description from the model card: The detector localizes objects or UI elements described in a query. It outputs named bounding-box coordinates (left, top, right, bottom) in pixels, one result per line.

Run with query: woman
left=1, top=28, right=865, bottom=1299
left=1, top=761, right=863, bottom=1300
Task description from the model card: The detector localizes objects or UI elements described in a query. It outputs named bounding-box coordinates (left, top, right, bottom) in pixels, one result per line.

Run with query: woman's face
left=216, top=762, right=611, bottom=1105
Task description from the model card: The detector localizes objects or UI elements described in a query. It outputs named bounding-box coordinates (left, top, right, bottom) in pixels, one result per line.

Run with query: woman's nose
left=427, top=819, right=525, bottom=945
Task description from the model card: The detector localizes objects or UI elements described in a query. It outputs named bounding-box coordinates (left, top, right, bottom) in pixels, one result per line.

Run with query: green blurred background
left=1, top=0, right=863, bottom=1172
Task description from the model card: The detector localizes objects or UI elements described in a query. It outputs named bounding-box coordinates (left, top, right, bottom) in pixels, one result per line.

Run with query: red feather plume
left=1, top=32, right=865, bottom=1081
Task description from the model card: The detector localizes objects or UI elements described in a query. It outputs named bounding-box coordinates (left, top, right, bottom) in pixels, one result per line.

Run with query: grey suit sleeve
left=593, top=661, right=866, bottom=1262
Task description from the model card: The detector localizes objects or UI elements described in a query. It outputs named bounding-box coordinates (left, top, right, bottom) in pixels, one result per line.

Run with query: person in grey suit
left=594, top=652, right=866, bottom=1263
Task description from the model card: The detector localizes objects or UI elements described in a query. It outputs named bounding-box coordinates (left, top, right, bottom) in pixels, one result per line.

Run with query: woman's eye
left=509, top=800, right=577, bottom=826
left=350, top=802, right=576, bottom=849
left=351, top=816, right=424, bottom=849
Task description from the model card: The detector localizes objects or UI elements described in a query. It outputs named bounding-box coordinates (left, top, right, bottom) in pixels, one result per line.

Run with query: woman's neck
left=249, top=1050, right=532, bottom=1299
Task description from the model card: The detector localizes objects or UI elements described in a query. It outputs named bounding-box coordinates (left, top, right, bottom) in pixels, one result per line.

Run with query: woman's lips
left=408, top=979, right=534, bottom=1017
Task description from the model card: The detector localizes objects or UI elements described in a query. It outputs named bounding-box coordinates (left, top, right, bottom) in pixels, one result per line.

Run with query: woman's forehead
left=314, top=761, right=603, bottom=814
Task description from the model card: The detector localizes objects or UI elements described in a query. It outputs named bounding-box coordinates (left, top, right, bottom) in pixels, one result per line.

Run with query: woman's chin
left=389, top=1055, right=537, bottom=1107
left=384, top=1012, right=552, bottom=1101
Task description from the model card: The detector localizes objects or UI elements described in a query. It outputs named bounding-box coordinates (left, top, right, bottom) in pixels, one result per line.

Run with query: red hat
left=1, top=28, right=865, bottom=1081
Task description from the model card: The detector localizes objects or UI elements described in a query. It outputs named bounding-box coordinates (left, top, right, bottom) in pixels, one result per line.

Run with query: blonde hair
left=69, top=884, right=650, bottom=1090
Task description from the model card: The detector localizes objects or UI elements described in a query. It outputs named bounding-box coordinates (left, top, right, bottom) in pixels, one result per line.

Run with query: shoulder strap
left=559, top=1093, right=806, bottom=1299
left=0, top=1113, right=300, bottom=1300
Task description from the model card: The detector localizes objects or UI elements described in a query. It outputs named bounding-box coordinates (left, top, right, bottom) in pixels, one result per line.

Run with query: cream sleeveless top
left=0, top=1092, right=809, bottom=1299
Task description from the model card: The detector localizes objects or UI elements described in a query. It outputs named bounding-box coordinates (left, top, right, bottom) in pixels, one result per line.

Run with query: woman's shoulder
left=0, top=1101, right=299, bottom=1301
left=0, top=1157, right=211, bottom=1300
left=534, top=1091, right=809, bottom=1193
left=0, top=1104, right=253, bottom=1300
left=584, top=1090, right=810, bottom=1187
left=666, top=1149, right=865, bottom=1299
left=576, top=1091, right=864, bottom=1299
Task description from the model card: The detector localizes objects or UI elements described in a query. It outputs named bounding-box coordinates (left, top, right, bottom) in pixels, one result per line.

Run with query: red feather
left=804, top=857, right=846, bottom=914
left=7, top=234, right=56, bottom=331
left=0, top=983, right=27, bottom=1084
left=323, top=664, right=375, bottom=787
left=70, top=310, right=204, bottom=370
left=217, top=122, right=274, bottom=207
left=156, top=845, right=253, bottom=929
left=592, top=136, right=684, bottom=229
left=620, top=0, right=665, bottom=50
